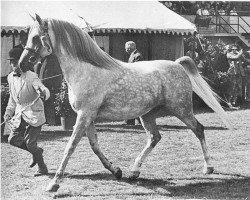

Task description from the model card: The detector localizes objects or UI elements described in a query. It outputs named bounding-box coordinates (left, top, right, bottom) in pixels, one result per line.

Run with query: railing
left=196, top=14, right=250, bottom=34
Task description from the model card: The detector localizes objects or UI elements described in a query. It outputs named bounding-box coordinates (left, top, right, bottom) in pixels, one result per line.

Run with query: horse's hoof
left=203, top=166, right=214, bottom=174
left=128, top=171, right=140, bottom=180
left=46, top=182, right=60, bottom=192
left=113, top=167, right=122, bottom=179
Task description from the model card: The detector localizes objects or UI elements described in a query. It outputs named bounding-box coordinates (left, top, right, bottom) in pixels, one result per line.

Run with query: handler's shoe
left=34, top=165, right=48, bottom=177
left=33, top=148, right=48, bottom=176
left=29, top=148, right=44, bottom=168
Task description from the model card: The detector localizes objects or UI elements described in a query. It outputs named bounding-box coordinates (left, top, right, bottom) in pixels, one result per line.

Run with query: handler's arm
left=32, top=74, right=50, bottom=101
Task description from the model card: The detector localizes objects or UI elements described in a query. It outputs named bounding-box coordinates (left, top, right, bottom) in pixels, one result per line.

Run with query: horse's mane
left=49, top=18, right=125, bottom=69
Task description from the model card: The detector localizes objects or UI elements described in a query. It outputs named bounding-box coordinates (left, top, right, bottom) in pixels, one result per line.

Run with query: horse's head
left=19, top=14, right=53, bottom=71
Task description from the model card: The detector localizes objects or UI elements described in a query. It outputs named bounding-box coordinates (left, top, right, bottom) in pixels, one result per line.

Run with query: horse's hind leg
left=129, top=110, right=161, bottom=180
left=177, top=113, right=214, bottom=174
left=86, top=122, right=122, bottom=179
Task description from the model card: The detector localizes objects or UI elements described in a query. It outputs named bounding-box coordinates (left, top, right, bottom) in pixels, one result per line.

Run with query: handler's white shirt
left=5, top=71, right=50, bottom=128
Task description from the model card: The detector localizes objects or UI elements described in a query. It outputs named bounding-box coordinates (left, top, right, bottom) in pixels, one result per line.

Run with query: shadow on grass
left=96, top=124, right=227, bottom=133
left=1, top=122, right=227, bottom=143
left=38, top=130, right=72, bottom=142
left=32, top=123, right=227, bottom=142
left=133, top=176, right=250, bottom=199
left=53, top=171, right=250, bottom=199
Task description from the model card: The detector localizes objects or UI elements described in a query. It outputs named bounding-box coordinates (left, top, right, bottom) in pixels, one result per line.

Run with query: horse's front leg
left=86, top=123, right=122, bottom=179
left=46, top=111, right=92, bottom=192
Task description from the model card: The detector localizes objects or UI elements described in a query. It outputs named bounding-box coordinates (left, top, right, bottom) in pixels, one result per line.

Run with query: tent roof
left=1, top=1, right=196, bottom=36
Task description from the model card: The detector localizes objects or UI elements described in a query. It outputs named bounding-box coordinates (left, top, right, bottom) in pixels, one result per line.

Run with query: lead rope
left=0, top=73, right=63, bottom=127
left=0, top=94, right=41, bottom=127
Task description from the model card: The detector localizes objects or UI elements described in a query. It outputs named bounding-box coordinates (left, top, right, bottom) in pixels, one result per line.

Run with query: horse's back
left=97, top=59, right=192, bottom=121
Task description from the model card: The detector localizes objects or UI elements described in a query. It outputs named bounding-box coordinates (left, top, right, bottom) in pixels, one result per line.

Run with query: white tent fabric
left=1, top=37, right=13, bottom=77
left=1, top=1, right=196, bottom=34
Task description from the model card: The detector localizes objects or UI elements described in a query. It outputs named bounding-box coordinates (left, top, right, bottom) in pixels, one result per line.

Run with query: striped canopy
left=1, top=1, right=196, bottom=35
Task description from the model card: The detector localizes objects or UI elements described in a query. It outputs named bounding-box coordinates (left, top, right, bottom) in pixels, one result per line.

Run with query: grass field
left=1, top=108, right=250, bottom=200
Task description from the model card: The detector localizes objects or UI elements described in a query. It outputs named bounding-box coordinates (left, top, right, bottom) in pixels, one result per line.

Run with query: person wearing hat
left=4, top=47, right=50, bottom=176
left=226, top=44, right=244, bottom=108
left=125, top=41, right=143, bottom=125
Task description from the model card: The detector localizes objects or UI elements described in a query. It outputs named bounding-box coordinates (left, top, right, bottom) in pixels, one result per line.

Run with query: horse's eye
left=32, top=35, right=41, bottom=44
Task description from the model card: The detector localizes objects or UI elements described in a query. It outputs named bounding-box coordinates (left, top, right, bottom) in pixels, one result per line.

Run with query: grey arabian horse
left=19, top=14, right=231, bottom=192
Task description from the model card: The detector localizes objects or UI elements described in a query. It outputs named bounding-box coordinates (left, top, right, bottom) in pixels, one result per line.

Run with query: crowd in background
left=184, top=35, right=250, bottom=108
left=161, top=1, right=238, bottom=16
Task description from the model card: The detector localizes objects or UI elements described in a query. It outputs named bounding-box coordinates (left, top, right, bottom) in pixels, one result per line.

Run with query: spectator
left=226, top=44, right=245, bottom=107
left=203, top=4, right=210, bottom=16
left=164, top=2, right=172, bottom=9
left=230, top=6, right=238, bottom=15
left=186, top=41, right=199, bottom=65
left=171, top=3, right=178, bottom=13
left=125, top=41, right=143, bottom=125
left=196, top=4, right=202, bottom=16
left=197, top=59, right=205, bottom=74
left=242, top=49, right=250, bottom=107
left=225, top=4, right=231, bottom=15
left=195, top=4, right=211, bottom=27
left=209, top=5, right=216, bottom=15
left=218, top=6, right=226, bottom=15
left=214, top=3, right=220, bottom=15
left=14, top=33, right=27, bottom=51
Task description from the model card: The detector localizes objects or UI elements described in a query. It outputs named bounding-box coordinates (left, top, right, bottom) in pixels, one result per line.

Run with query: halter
left=24, top=19, right=53, bottom=60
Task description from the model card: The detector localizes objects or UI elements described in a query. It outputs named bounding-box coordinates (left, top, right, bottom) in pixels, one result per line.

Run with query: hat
left=8, top=48, right=23, bottom=60
left=230, top=44, right=238, bottom=50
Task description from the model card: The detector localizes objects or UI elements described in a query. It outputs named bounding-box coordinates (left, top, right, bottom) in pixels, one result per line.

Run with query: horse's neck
left=57, top=54, right=120, bottom=88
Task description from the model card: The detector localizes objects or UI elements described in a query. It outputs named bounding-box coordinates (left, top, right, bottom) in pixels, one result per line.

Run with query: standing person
left=226, top=44, right=244, bottom=107
left=14, top=33, right=27, bottom=51
left=34, top=53, right=62, bottom=126
left=185, top=41, right=199, bottom=65
left=242, top=49, right=250, bottom=107
left=4, top=48, right=50, bottom=176
left=125, top=41, right=143, bottom=125
left=14, top=33, right=34, bottom=72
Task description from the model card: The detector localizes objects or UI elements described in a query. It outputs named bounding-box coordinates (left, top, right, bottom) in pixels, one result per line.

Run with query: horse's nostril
left=29, top=56, right=37, bottom=63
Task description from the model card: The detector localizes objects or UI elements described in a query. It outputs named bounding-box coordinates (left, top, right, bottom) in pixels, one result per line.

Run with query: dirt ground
left=1, top=108, right=250, bottom=200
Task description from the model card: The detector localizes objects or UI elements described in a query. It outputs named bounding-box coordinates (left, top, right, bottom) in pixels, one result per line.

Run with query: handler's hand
left=37, top=88, right=46, bottom=101
left=4, top=113, right=11, bottom=122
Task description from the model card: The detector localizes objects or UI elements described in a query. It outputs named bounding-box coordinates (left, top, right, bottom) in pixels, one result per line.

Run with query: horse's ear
left=35, top=13, right=43, bottom=25
left=28, top=12, right=36, bottom=21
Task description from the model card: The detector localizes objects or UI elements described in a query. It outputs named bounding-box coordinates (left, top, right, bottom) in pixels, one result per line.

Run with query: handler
left=4, top=48, right=50, bottom=176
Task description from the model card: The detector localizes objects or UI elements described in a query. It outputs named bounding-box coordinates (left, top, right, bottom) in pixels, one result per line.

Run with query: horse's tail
left=175, top=56, right=232, bottom=130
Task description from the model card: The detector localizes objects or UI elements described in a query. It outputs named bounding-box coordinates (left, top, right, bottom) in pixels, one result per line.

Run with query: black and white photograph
left=1, top=1, right=250, bottom=199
